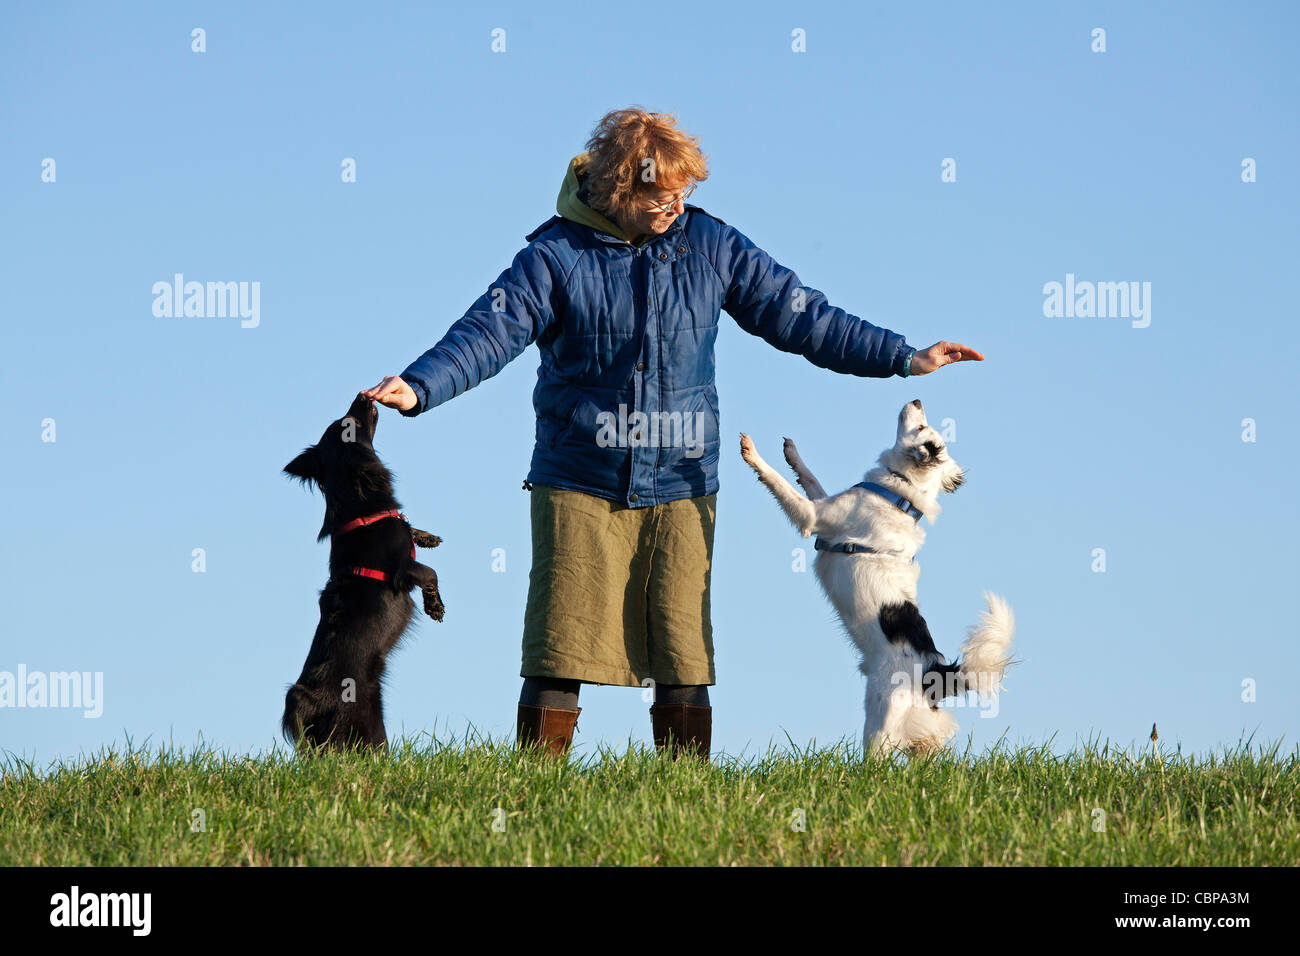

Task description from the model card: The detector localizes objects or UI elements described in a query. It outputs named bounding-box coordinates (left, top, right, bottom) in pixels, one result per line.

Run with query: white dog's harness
left=813, top=481, right=923, bottom=558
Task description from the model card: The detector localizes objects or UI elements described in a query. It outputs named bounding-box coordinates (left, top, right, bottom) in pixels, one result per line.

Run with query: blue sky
left=3, top=1, right=1296, bottom=765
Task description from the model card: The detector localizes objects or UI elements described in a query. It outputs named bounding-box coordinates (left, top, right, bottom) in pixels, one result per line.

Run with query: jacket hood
left=556, top=153, right=641, bottom=245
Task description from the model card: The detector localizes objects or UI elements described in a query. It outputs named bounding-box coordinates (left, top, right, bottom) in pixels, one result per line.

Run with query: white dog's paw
left=739, top=432, right=762, bottom=469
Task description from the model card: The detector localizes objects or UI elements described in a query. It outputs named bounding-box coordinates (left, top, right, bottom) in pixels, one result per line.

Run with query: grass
left=1, top=735, right=1296, bottom=866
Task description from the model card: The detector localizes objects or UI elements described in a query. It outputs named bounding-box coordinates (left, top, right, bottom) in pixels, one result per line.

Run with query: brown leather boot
left=650, top=703, right=711, bottom=760
left=516, top=703, right=580, bottom=757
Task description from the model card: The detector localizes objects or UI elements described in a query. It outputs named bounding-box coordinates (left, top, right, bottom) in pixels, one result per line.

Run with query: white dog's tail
left=951, top=592, right=1015, bottom=697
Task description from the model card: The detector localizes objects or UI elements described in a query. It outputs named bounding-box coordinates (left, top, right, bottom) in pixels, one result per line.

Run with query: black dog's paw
left=422, top=585, right=445, bottom=622
left=410, top=528, right=442, bottom=549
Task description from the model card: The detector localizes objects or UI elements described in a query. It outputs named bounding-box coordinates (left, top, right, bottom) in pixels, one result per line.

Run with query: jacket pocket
left=705, top=386, right=719, bottom=433
left=667, top=388, right=718, bottom=465
left=547, top=396, right=583, bottom=449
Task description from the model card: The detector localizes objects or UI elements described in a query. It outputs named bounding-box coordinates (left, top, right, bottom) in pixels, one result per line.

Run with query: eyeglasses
left=645, top=183, right=697, bottom=214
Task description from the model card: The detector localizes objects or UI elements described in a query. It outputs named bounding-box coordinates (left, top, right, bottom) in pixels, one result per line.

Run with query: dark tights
left=520, top=676, right=709, bottom=709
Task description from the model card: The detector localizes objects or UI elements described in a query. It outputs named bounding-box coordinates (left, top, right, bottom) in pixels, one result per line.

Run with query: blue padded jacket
left=399, top=182, right=915, bottom=508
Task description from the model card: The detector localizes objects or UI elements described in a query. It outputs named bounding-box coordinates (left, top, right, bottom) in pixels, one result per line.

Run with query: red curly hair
left=580, top=108, right=709, bottom=222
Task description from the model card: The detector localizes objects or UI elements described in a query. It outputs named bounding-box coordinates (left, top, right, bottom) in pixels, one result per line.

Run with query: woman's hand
left=910, top=341, right=985, bottom=375
left=361, top=375, right=417, bottom=411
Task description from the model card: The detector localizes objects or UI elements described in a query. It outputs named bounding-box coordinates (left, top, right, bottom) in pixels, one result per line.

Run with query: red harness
left=332, top=510, right=415, bottom=582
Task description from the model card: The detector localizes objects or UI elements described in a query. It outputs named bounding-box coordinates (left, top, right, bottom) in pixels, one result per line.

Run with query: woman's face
left=622, top=181, right=691, bottom=239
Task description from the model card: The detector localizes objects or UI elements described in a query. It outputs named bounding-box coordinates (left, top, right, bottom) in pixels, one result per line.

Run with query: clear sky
left=3, top=1, right=1296, bottom=765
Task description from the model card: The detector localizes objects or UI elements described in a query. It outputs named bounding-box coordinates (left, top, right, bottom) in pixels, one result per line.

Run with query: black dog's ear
left=284, top=447, right=321, bottom=488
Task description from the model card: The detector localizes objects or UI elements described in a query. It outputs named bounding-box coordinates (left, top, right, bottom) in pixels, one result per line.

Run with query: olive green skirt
left=521, top=485, right=717, bottom=687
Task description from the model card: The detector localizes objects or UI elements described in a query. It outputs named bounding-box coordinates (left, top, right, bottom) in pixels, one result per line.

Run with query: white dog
left=739, top=400, right=1015, bottom=756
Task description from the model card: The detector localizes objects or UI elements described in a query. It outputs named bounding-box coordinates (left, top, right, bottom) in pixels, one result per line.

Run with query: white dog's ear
left=940, top=463, right=965, bottom=493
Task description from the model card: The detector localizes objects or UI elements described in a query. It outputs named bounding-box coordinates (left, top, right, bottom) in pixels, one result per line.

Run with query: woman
left=364, top=108, right=983, bottom=759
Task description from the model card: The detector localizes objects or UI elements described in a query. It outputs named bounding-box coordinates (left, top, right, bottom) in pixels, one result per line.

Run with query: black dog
left=281, top=392, right=445, bottom=751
